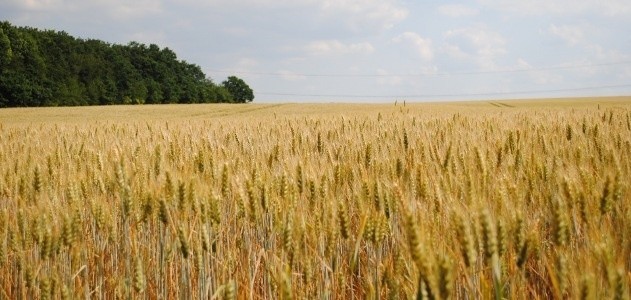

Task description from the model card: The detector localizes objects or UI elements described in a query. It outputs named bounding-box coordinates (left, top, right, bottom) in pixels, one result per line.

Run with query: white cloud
left=174, top=0, right=306, bottom=6
left=6, top=0, right=163, bottom=18
left=376, top=69, right=403, bottom=86
left=228, top=58, right=260, bottom=75
left=108, top=1, right=162, bottom=18
left=438, top=4, right=479, bottom=17
left=320, top=0, right=409, bottom=30
left=478, top=0, right=631, bottom=16
left=277, top=70, right=307, bottom=81
left=392, top=32, right=433, bottom=61
left=549, top=24, right=584, bottom=46
left=304, top=40, right=375, bottom=56
left=514, top=58, right=565, bottom=84
left=585, top=44, right=631, bottom=63
left=442, top=44, right=469, bottom=60
left=3, top=0, right=630, bottom=102
left=443, top=25, right=506, bottom=69
left=177, top=0, right=408, bottom=31
left=8, top=0, right=61, bottom=10
left=516, top=58, right=531, bottom=69
left=126, top=31, right=167, bottom=45
left=445, top=26, right=506, bottom=56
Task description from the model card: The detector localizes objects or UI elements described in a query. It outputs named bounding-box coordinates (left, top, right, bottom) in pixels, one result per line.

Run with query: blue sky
left=2, top=0, right=630, bottom=102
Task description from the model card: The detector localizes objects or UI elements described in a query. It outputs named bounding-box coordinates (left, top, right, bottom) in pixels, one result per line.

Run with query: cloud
left=437, top=4, right=479, bottom=17
left=478, top=0, right=631, bottom=16
left=3, top=0, right=630, bottom=102
left=235, top=58, right=259, bottom=69
left=5, top=0, right=163, bottom=18
left=585, top=44, right=631, bottom=63
left=443, top=25, right=506, bottom=69
left=392, top=32, right=433, bottom=60
left=7, top=0, right=61, bottom=10
left=515, top=58, right=565, bottom=84
left=549, top=24, right=584, bottom=46
left=277, top=70, right=307, bottom=81
left=445, top=26, right=506, bottom=56
left=376, top=69, right=403, bottom=86
left=107, top=1, right=162, bottom=18
left=320, top=0, right=409, bottom=30
left=176, top=0, right=408, bottom=32
left=126, top=31, right=167, bottom=46
left=221, top=58, right=260, bottom=76
left=304, top=40, right=375, bottom=56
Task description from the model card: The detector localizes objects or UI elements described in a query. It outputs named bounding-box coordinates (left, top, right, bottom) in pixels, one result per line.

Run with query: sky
left=1, top=0, right=631, bottom=102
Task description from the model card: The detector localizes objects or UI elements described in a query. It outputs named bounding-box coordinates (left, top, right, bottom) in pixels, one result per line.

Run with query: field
left=0, top=97, right=630, bottom=299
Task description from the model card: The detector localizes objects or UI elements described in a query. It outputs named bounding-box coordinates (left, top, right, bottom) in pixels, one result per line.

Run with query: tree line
left=0, top=21, right=254, bottom=107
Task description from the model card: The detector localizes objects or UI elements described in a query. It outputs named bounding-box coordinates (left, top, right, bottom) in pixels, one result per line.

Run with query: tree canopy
left=0, top=21, right=253, bottom=107
left=222, top=76, right=254, bottom=103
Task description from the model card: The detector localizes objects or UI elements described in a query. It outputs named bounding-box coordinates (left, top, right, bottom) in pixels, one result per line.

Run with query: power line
left=208, top=60, right=631, bottom=78
left=257, top=83, right=631, bottom=99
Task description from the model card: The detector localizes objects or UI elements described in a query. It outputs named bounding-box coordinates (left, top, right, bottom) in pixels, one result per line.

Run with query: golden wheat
left=0, top=99, right=629, bottom=299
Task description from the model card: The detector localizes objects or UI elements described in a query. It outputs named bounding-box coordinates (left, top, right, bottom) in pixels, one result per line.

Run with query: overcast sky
left=2, top=0, right=631, bottom=102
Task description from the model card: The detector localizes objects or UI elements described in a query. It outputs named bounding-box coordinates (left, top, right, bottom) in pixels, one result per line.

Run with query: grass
left=0, top=96, right=630, bottom=299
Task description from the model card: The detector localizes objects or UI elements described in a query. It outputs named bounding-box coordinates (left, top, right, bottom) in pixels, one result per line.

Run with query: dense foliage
left=0, top=21, right=253, bottom=107
left=222, top=76, right=254, bottom=103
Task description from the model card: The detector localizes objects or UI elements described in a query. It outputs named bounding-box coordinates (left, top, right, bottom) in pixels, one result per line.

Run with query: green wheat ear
left=133, top=257, right=146, bottom=293
left=552, top=198, right=569, bottom=247
left=480, top=209, right=497, bottom=261
left=337, top=201, right=350, bottom=240
left=158, top=197, right=169, bottom=225
left=224, top=280, right=236, bottom=300
left=282, top=218, right=295, bottom=267
left=437, top=254, right=453, bottom=300
left=454, top=215, right=476, bottom=268
left=178, top=226, right=190, bottom=259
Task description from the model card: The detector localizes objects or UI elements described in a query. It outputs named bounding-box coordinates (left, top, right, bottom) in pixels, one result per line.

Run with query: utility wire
left=257, top=83, right=631, bottom=99
left=208, top=60, right=631, bottom=78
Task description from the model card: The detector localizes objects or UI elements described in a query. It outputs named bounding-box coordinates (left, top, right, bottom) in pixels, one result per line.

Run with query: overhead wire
left=207, top=60, right=631, bottom=78
left=257, top=84, right=631, bottom=99
left=208, top=60, right=631, bottom=99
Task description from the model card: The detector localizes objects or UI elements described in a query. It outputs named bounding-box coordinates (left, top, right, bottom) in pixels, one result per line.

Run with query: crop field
left=0, top=97, right=630, bottom=299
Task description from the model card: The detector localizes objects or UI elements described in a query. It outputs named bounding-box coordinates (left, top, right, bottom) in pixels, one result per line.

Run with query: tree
left=222, top=76, right=254, bottom=103
left=0, top=21, right=254, bottom=107
left=0, top=27, right=13, bottom=107
left=0, top=27, right=12, bottom=67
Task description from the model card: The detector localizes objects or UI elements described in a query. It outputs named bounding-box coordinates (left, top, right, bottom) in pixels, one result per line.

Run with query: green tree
left=145, top=79, right=164, bottom=104
left=0, top=27, right=13, bottom=107
left=222, top=76, right=254, bottom=103
left=0, top=27, right=12, bottom=67
left=0, top=21, right=254, bottom=107
left=212, top=85, right=234, bottom=103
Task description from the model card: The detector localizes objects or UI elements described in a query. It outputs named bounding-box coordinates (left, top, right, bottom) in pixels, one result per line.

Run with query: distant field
left=0, top=96, right=630, bottom=299
left=1, top=96, right=629, bottom=123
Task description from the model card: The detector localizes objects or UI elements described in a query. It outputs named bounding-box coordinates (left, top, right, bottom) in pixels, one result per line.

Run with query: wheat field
left=0, top=97, right=630, bottom=299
